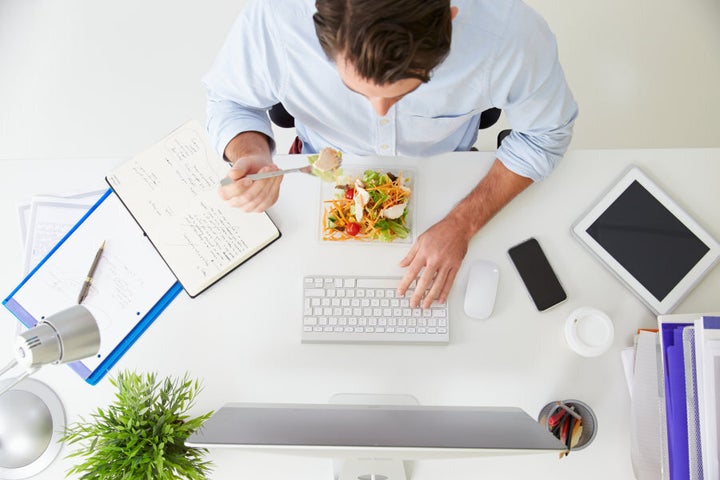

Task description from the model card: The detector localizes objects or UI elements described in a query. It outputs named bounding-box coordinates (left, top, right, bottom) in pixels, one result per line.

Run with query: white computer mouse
left=463, top=260, right=500, bottom=319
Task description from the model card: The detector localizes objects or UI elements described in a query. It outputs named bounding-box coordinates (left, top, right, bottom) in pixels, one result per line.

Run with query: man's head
left=313, top=0, right=453, bottom=84
left=313, top=0, right=454, bottom=116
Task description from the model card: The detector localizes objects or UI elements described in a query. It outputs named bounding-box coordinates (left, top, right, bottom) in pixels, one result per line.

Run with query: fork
left=246, top=164, right=313, bottom=180
left=220, top=165, right=312, bottom=185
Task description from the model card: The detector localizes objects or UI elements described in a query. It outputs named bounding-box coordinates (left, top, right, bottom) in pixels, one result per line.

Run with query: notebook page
left=106, top=121, right=280, bottom=296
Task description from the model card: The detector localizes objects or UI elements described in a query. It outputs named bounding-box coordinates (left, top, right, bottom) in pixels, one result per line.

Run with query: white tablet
left=573, top=166, right=720, bottom=315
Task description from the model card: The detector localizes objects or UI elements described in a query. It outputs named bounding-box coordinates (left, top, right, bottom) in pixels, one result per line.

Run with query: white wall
left=0, top=0, right=718, bottom=156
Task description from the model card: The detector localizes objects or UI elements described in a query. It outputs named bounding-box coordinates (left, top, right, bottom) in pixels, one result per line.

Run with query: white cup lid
left=564, top=307, right=614, bottom=357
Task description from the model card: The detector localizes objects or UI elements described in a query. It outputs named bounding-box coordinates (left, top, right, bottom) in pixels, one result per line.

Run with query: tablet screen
left=585, top=180, right=710, bottom=301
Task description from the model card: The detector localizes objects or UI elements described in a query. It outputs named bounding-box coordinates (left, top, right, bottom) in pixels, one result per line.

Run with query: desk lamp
left=0, top=304, right=101, bottom=478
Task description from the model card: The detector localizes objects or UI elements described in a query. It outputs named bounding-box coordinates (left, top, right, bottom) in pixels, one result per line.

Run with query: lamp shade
left=15, top=304, right=100, bottom=368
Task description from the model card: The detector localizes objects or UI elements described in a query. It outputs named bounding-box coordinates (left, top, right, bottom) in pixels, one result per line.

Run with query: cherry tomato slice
left=345, top=188, right=355, bottom=200
left=345, top=222, right=361, bottom=236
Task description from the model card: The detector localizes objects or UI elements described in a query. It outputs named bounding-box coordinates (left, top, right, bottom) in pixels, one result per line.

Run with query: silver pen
left=77, top=240, right=105, bottom=304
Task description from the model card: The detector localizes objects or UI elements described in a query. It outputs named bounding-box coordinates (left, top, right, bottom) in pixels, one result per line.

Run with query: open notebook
left=106, top=121, right=281, bottom=297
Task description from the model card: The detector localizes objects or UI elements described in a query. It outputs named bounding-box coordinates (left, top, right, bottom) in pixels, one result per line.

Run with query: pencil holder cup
left=538, top=399, right=597, bottom=451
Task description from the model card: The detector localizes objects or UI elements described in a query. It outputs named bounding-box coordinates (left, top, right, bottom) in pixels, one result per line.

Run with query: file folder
left=662, top=323, right=690, bottom=480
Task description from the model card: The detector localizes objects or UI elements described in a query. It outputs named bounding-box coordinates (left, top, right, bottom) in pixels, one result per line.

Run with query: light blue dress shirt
left=203, top=0, right=578, bottom=181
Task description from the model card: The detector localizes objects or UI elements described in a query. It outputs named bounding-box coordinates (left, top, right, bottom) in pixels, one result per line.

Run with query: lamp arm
left=0, top=366, right=40, bottom=397
left=0, top=358, right=18, bottom=377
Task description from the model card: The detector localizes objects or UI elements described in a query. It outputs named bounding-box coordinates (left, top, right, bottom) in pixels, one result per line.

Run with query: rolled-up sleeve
left=490, top=2, right=578, bottom=181
left=202, top=0, right=285, bottom=156
left=205, top=91, right=276, bottom=157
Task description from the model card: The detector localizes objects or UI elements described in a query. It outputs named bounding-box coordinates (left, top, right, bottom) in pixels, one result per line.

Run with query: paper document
left=17, top=190, right=105, bottom=273
left=630, top=330, right=664, bottom=480
left=24, top=193, right=104, bottom=272
left=695, top=316, right=720, bottom=480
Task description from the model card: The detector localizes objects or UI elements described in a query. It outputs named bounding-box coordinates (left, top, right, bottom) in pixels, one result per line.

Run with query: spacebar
left=356, top=277, right=401, bottom=289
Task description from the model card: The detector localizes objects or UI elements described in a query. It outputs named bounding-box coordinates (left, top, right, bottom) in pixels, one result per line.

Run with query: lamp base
left=0, top=378, right=65, bottom=479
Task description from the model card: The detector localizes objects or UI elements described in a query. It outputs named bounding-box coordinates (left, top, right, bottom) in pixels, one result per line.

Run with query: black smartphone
left=508, top=237, right=567, bottom=311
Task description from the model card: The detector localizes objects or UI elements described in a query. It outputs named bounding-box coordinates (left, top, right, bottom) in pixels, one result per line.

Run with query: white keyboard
left=302, top=275, right=449, bottom=344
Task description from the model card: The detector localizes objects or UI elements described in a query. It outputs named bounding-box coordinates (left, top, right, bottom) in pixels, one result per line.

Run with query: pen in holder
left=538, top=399, right=597, bottom=458
left=0, top=305, right=101, bottom=396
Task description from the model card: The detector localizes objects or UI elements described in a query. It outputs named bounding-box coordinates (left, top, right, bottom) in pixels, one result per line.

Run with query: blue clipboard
left=3, top=189, right=182, bottom=385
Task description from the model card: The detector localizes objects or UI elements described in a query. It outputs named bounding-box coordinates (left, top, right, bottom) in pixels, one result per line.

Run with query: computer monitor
left=185, top=397, right=565, bottom=480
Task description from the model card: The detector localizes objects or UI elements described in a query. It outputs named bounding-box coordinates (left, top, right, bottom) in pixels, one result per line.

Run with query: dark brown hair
left=313, top=0, right=452, bottom=85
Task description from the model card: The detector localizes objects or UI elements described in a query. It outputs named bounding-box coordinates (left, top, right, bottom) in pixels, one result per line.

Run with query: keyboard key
left=357, top=277, right=398, bottom=289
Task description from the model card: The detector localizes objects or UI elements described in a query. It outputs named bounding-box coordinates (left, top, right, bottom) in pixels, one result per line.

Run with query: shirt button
left=380, top=144, right=389, bottom=150
left=379, top=118, right=389, bottom=126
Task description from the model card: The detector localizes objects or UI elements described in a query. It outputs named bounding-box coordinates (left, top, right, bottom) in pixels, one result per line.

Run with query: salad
left=322, top=169, right=412, bottom=242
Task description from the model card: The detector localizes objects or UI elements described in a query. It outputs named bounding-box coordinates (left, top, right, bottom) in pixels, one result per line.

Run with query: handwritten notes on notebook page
left=106, top=121, right=280, bottom=297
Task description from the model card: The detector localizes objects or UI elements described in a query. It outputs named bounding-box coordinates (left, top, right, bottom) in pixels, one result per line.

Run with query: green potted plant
left=62, top=371, right=213, bottom=479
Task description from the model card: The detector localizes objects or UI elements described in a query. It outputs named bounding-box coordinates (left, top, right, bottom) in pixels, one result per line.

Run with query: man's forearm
left=223, top=131, right=273, bottom=164
left=445, top=159, right=533, bottom=241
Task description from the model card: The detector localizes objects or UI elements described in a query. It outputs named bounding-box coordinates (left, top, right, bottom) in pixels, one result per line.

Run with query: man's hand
left=397, top=159, right=533, bottom=308
left=398, top=214, right=471, bottom=309
left=219, top=156, right=282, bottom=212
left=218, top=131, right=281, bottom=212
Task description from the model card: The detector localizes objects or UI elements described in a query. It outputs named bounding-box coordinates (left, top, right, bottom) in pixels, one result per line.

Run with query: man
left=204, top=0, right=578, bottom=309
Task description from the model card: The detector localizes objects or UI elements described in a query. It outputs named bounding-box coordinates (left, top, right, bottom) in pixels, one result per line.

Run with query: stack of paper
left=17, top=190, right=105, bottom=274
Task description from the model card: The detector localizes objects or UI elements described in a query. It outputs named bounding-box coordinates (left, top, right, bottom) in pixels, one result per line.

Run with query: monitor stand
left=329, top=393, right=420, bottom=480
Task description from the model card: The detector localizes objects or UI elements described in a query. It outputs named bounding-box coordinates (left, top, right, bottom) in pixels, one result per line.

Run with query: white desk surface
left=1, top=148, right=719, bottom=479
